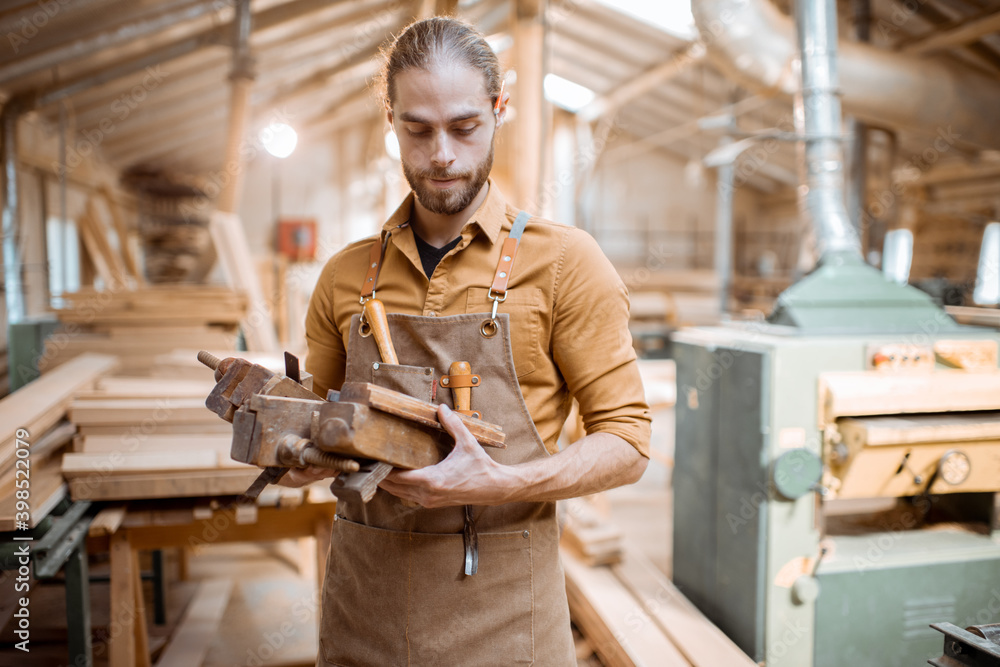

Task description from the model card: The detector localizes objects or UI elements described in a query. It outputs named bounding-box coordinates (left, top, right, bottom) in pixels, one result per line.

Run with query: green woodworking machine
left=672, top=258, right=1000, bottom=666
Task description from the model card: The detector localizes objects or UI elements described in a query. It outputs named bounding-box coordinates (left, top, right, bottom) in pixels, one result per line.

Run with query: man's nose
left=430, top=132, right=456, bottom=167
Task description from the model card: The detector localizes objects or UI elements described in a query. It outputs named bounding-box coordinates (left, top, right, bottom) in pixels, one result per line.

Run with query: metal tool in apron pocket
left=442, top=361, right=484, bottom=575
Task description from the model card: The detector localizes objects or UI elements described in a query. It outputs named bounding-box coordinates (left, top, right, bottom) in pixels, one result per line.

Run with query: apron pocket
left=407, top=529, right=535, bottom=665
left=320, top=517, right=411, bottom=666
left=371, top=362, right=435, bottom=402
left=466, top=287, right=542, bottom=378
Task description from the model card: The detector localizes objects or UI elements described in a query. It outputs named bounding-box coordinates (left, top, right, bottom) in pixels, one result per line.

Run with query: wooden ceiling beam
left=105, top=109, right=228, bottom=166
left=901, top=10, right=1000, bottom=55
left=0, top=0, right=225, bottom=86
left=894, top=2, right=1000, bottom=72
left=64, top=59, right=229, bottom=130
left=26, top=0, right=343, bottom=109
left=603, top=96, right=769, bottom=165
left=95, top=91, right=230, bottom=155
left=578, top=44, right=705, bottom=122
left=253, top=41, right=384, bottom=117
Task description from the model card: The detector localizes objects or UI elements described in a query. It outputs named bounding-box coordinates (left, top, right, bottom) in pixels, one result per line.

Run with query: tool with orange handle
left=446, top=360, right=481, bottom=576
left=362, top=298, right=398, bottom=365
left=441, top=361, right=482, bottom=419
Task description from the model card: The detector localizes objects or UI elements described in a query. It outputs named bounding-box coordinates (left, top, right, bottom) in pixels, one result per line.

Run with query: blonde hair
left=377, top=16, right=503, bottom=110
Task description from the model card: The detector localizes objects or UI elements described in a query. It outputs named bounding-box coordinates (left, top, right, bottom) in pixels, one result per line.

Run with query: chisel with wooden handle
left=332, top=298, right=398, bottom=502
left=448, top=360, right=480, bottom=576
left=363, top=298, right=398, bottom=365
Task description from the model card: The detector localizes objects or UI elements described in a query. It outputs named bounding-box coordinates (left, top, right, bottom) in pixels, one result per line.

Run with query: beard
left=402, top=141, right=494, bottom=216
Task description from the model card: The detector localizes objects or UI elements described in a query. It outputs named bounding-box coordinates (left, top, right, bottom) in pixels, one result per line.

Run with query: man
left=298, top=16, right=650, bottom=666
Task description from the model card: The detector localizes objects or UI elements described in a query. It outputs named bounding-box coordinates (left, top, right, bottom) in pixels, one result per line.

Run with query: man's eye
left=407, top=128, right=430, bottom=137
left=455, top=126, right=477, bottom=136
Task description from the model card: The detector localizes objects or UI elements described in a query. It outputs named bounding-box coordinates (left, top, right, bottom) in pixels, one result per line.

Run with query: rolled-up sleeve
left=551, top=229, right=651, bottom=458
left=305, top=258, right=346, bottom=400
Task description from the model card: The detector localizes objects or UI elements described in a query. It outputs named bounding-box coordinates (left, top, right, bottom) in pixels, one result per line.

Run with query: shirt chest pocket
left=466, top=287, right=542, bottom=378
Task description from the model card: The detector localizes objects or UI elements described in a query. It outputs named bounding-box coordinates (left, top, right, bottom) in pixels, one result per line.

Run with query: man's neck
left=410, top=182, right=489, bottom=247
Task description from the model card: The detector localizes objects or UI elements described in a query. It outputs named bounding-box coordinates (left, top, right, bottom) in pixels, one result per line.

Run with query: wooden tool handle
left=363, top=299, right=399, bottom=365
left=449, top=361, right=472, bottom=412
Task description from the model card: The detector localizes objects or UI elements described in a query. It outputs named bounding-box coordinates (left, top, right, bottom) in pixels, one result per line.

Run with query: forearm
left=489, top=432, right=647, bottom=504
left=380, top=405, right=648, bottom=508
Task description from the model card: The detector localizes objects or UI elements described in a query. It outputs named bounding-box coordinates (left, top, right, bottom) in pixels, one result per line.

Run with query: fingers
left=280, top=465, right=338, bottom=488
left=437, top=404, right=477, bottom=451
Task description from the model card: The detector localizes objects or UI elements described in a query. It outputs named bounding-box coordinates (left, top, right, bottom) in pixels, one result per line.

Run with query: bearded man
left=297, top=16, right=651, bottom=666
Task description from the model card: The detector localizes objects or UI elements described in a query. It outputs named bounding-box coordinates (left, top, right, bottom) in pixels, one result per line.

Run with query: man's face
left=389, top=60, right=499, bottom=216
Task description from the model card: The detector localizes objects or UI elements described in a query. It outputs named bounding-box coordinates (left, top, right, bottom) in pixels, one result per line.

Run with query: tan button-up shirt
left=305, top=182, right=651, bottom=457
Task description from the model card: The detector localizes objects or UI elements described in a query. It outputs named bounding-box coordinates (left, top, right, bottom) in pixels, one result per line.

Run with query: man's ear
left=386, top=109, right=394, bottom=129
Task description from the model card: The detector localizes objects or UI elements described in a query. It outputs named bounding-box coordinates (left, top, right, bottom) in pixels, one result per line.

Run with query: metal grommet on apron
left=318, top=210, right=575, bottom=666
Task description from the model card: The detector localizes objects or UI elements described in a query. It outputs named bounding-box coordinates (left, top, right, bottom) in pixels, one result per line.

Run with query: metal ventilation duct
left=792, top=0, right=861, bottom=260
left=716, top=0, right=958, bottom=331
left=693, top=0, right=1000, bottom=150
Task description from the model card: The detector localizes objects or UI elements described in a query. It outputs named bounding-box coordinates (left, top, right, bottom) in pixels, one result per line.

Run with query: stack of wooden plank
left=563, top=545, right=757, bottom=667
left=562, top=496, right=624, bottom=566
left=0, top=353, right=118, bottom=530
left=53, top=285, right=247, bottom=329
left=41, top=286, right=245, bottom=375
left=62, top=376, right=256, bottom=501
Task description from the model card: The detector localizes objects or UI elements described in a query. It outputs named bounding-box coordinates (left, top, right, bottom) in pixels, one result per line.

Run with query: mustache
left=412, top=167, right=471, bottom=181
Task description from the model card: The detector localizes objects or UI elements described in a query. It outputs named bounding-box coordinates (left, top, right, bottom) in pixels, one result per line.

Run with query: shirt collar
left=381, top=179, right=510, bottom=245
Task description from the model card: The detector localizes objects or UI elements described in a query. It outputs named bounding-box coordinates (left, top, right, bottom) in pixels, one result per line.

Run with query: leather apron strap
left=358, top=212, right=530, bottom=316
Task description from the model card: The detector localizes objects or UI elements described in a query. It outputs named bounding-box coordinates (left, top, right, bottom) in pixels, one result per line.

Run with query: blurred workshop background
left=2, top=0, right=1000, bottom=666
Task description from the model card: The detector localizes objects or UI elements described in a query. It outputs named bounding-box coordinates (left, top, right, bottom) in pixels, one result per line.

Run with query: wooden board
left=562, top=548, right=691, bottom=667
left=612, top=547, right=757, bottom=667
left=338, top=382, right=506, bottom=448
left=155, top=578, right=233, bottom=667
left=210, top=211, right=279, bottom=352
left=819, top=370, right=1000, bottom=423
left=96, top=187, right=141, bottom=281
left=561, top=496, right=623, bottom=566
left=77, top=422, right=232, bottom=437
left=54, top=286, right=247, bottom=328
left=0, top=353, right=118, bottom=470
left=0, top=455, right=67, bottom=531
left=77, top=377, right=216, bottom=400
left=89, top=504, right=127, bottom=537
left=79, top=434, right=230, bottom=454
left=62, top=451, right=221, bottom=477
left=838, top=412, right=1000, bottom=447
left=68, top=468, right=259, bottom=501
left=68, top=398, right=216, bottom=426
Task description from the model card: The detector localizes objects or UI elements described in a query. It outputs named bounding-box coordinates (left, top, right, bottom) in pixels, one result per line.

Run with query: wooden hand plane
left=198, top=351, right=505, bottom=503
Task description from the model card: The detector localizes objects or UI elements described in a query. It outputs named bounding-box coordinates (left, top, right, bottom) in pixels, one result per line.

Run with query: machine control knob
left=939, top=450, right=971, bottom=486
left=792, top=576, right=820, bottom=605
left=772, top=449, right=823, bottom=500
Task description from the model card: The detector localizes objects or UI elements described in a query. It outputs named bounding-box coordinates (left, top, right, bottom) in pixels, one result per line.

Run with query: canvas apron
left=317, top=215, right=575, bottom=667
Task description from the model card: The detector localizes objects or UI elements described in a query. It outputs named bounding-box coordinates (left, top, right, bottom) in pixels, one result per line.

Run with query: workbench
left=84, top=487, right=336, bottom=667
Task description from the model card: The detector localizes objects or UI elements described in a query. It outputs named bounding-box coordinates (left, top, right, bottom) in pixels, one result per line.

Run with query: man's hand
left=379, top=404, right=506, bottom=508
left=278, top=466, right=339, bottom=488
left=380, top=405, right=649, bottom=507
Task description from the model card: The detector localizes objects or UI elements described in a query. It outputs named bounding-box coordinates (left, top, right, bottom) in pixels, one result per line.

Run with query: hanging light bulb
left=261, top=123, right=298, bottom=158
